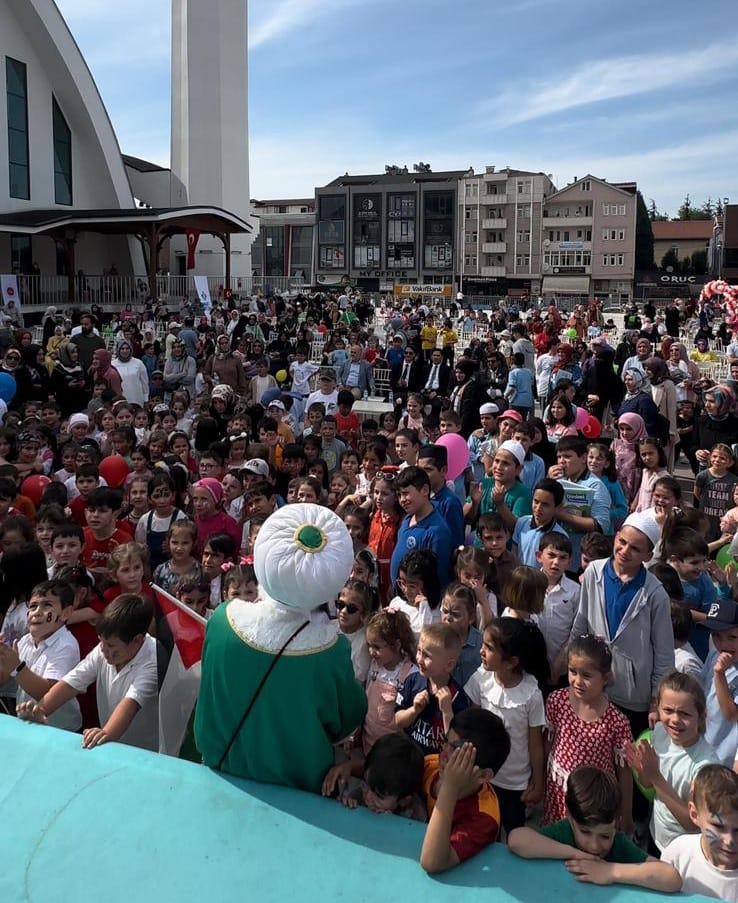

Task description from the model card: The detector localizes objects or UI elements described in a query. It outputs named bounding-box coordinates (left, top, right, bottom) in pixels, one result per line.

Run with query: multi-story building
left=250, top=198, right=315, bottom=286
left=314, top=168, right=466, bottom=299
left=458, top=167, right=555, bottom=300
left=542, top=176, right=637, bottom=302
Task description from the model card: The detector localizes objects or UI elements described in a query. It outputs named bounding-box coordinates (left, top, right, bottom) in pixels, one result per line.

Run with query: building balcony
left=482, top=218, right=507, bottom=229
left=542, top=213, right=592, bottom=228
left=482, top=242, right=506, bottom=253
left=481, top=266, right=506, bottom=278
left=481, top=192, right=508, bottom=205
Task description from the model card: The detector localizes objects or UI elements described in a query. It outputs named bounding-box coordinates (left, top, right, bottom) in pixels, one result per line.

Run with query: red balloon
left=99, top=455, right=130, bottom=488
left=582, top=414, right=602, bottom=439
left=21, top=474, right=50, bottom=506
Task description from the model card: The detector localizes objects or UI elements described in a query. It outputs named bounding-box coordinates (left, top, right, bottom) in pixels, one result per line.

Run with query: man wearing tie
left=390, top=345, right=423, bottom=410
left=422, top=348, right=451, bottom=412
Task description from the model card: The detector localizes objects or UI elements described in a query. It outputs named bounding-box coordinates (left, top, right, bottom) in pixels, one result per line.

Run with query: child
left=335, top=390, right=360, bottom=447
left=671, top=601, right=703, bottom=678
left=36, top=503, right=67, bottom=570
left=626, top=670, right=718, bottom=853
left=81, top=488, right=131, bottom=580
left=587, top=442, right=628, bottom=530
left=499, top=565, right=547, bottom=624
left=579, top=532, right=614, bottom=574
left=340, top=504, right=370, bottom=556
left=16, top=593, right=159, bottom=751
left=536, top=532, right=580, bottom=677
left=440, top=582, right=482, bottom=687
left=419, top=708, right=510, bottom=872
left=103, top=542, right=153, bottom=607
left=362, top=608, right=417, bottom=755
left=49, top=523, right=85, bottom=577
left=612, top=414, right=646, bottom=506
left=662, top=764, right=738, bottom=898
left=322, top=732, right=426, bottom=820
left=665, top=526, right=725, bottom=662
left=417, top=443, right=465, bottom=548
left=319, top=416, right=347, bottom=476
left=336, top=578, right=372, bottom=684
left=388, top=549, right=442, bottom=636
left=289, top=344, right=320, bottom=399
left=367, top=471, right=403, bottom=605
left=222, top=564, right=258, bottom=603
left=202, top=533, right=237, bottom=609
left=544, top=635, right=633, bottom=828
left=174, top=576, right=212, bottom=619
left=512, top=477, right=567, bottom=568
left=0, top=579, right=81, bottom=731
left=303, top=402, right=325, bottom=438
left=134, top=473, right=188, bottom=572
left=477, top=512, right=520, bottom=601
left=124, top=475, right=150, bottom=532
left=545, top=392, right=578, bottom=444
left=512, top=421, right=545, bottom=492
left=399, top=393, right=426, bottom=438
left=633, top=438, right=669, bottom=512
left=191, top=477, right=241, bottom=555
left=701, top=599, right=738, bottom=769
left=464, top=617, right=547, bottom=833
left=695, top=443, right=738, bottom=543
left=68, top=463, right=101, bottom=525
left=394, top=428, right=420, bottom=469
left=509, top=766, right=682, bottom=892
left=296, top=475, right=323, bottom=504
left=395, top=622, right=471, bottom=756
left=455, top=546, right=498, bottom=628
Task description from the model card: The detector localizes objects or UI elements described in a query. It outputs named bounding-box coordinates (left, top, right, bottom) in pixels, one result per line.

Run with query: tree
left=661, top=249, right=680, bottom=270
left=648, top=198, right=669, bottom=221
left=635, top=192, right=656, bottom=269
left=677, top=194, right=695, bottom=220
left=701, top=197, right=715, bottom=219
left=690, top=250, right=708, bottom=274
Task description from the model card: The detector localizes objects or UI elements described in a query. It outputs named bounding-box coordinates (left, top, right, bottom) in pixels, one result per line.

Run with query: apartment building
left=542, top=176, right=637, bottom=302
left=458, top=167, right=555, bottom=299
left=314, top=168, right=466, bottom=295
left=250, top=198, right=315, bottom=285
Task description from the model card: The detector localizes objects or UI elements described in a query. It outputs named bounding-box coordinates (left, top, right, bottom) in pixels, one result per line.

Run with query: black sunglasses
left=335, top=601, right=361, bottom=614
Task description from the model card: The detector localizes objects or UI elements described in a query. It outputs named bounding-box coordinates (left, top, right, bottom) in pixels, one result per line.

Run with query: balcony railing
left=481, top=266, right=506, bottom=278
left=482, top=242, right=507, bottom=253
left=482, top=218, right=507, bottom=229
left=481, top=192, right=508, bottom=204
left=0, top=274, right=304, bottom=314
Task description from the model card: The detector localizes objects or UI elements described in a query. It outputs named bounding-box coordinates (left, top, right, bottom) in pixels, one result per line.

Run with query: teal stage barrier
left=0, top=717, right=713, bottom=902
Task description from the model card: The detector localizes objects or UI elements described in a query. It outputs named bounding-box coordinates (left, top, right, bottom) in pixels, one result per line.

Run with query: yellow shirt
left=441, top=328, right=458, bottom=348
left=420, top=325, right=438, bottom=351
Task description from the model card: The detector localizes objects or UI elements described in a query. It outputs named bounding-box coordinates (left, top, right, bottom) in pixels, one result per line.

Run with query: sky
left=55, top=0, right=737, bottom=217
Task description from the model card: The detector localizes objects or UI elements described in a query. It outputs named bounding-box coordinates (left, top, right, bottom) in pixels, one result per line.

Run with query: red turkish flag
left=186, top=229, right=201, bottom=270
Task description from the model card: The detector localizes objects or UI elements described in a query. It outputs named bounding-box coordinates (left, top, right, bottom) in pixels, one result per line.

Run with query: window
left=464, top=181, right=478, bottom=199
left=619, top=204, right=626, bottom=215
left=519, top=206, right=530, bottom=218
left=10, top=234, right=32, bottom=274
left=52, top=97, right=72, bottom=205
left=602, top=229, right=608, bottom=241
left=6, top=58, right=30, bottom=199
left=517, top=231, right=530, bottom=243
left=602, top=204, right=610, bottom=216
left=581, top=180, right=591, bottom=191
left=352, top=193, right=381, bottom=270
left=517, top=180, right=531, bottom=194
left=290, top=225, right=312, bottom=276
left=464, top=207, right=473, bottom=220
left=264, top=226, right=285, bottom=276
left=619, top=229, right=626, bottom=240
left=464, top=231, right=477, bottom=244
left=464, top=254, right=477, bottom=267
left=617, top=254, right=624, bottom=266
left=516, top=254, right=530, bottom=267
left=318, top=194, right=346, bottom=269
left=423, top=191, right=454, bottom=269
left=319, top=196, right=345, bottom=221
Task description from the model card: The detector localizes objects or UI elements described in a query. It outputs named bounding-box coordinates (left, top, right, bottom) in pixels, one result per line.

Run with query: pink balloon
left=436, top=433, right=469, bottom=481
left=574, top=405, right=589, bottom=430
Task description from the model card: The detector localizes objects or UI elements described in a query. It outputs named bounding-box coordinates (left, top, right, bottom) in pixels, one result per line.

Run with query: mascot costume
left=194, top=504, right=367, bottom=793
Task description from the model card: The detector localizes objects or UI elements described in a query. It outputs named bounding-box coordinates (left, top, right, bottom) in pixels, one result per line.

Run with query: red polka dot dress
left=543, top=687, right=633, bottom=825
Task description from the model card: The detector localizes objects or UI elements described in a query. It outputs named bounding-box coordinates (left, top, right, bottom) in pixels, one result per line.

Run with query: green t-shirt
left=538, top=819, right=647, bottom=864
left=479, top=476, right=532, bottom=519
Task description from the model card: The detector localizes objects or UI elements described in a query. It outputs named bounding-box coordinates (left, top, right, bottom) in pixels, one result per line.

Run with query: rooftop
left=122, top=154, right=169, bottom=174
left=652, top=220, right=714, bottom=240
left=322, top=170, right=468, bottom=188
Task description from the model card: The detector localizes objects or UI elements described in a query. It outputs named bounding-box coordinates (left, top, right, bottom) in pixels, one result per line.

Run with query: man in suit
left=338, top=344, right=374, bottom=398
left=390, top=345, right=424, bottom=409
left=422, top=347, right=451, bottom=412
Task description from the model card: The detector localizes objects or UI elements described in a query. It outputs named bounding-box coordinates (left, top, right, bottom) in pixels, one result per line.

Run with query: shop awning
left=542, top=275, right=590, bottom=294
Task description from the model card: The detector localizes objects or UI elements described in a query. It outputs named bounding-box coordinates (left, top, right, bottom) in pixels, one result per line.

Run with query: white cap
left=242, top=458, right=270, bottom=478
left=479, top=402, right=500, bottom=416
left=497, top=440, right=526, bottom=467
left=622, top=511, right=660, bottom=549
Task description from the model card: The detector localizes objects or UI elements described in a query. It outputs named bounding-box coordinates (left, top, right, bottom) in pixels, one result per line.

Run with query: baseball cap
left=703, top=599, right=738, bottom=633
left=498, top=409, right=523, bottom=424
left=242, top=458, right=270, bottom=478
left=267, top=399, right=286, bottom=411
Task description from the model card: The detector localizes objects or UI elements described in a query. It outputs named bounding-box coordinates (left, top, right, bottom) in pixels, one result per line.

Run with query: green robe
left=194, top=600, right=367, bottom=794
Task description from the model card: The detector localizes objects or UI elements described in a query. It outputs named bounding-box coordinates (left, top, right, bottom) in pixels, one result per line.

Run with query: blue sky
left=56, top=0, right=737, bottom=216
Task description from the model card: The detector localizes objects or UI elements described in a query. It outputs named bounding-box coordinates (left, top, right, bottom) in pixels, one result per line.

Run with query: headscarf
left=92, top=348, right=113, bottom=371
left=194, top=477, right=223, bottom=507
left=552, top=344, right=573, bottom=373
left=705, top=385, right=736, bottom=420
left=616, top=412, right=647, bottom=441
left=670, top=342, right=690, bottom=366
left=56, top=342, right=83, bottom=375
left=644, top=356, right=669, bottom=386
left=623, top=367, right=645, bottom=397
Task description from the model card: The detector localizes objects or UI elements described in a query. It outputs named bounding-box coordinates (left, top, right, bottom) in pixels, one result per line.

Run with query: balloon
left=436, top=433, right=469, bottom=482
left=0, top=372, right=16, bottom=403
left=582, top=415, right=602, bottom=439
left=99, top=455, right=130, bottom=488
left=275, top=369, right=288, bottom=383
left=632, top=729, right=656, bottom=802
left=573, top=405, right=589, bottom=430
left=717, top=545, right=736, bottom=570
left=566, top=327, right=577, bottom=338
left=21, top=474, right=50, bottom=506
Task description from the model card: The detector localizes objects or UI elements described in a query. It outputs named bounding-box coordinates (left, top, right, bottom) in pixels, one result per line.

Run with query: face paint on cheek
left=46, top=612, right=53, bottom=622
left=704, top=825, right=721, bottom=849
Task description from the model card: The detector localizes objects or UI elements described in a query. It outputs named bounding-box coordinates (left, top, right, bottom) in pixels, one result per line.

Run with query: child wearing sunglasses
left=336, top=578, right=373, bottom=685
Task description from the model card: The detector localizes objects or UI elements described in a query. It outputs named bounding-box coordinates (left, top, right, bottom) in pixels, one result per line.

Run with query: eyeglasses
left=335, top=601, right=361, bottom=614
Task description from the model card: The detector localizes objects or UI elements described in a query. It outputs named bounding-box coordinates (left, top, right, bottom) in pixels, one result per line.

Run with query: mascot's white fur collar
left=226, top=592, right=339, bottom=655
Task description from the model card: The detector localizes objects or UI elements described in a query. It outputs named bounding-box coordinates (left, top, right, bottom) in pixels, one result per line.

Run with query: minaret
left=171, top=0, right=251, bottom=279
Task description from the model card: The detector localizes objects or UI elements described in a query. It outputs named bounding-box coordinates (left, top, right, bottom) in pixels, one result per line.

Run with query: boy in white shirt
left=17, top=593, right=159, bottom=751
left=535, top=531, right=580, bottom=680
left=662, top=764, right=738, bottom=900
left=289, top=344, right=320, bottom=398
left=0, top=579, right=81, bottom=730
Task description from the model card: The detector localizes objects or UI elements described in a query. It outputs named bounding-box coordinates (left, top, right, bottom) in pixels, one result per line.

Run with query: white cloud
left=249, top=0, right=366, bottom=49
left=488, top=40, right=738, bottom=124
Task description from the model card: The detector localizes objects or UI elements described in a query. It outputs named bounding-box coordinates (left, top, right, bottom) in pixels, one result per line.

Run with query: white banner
left=0, top=274, right=20, bottom=308
left=193, top=275, right=212, bottom=316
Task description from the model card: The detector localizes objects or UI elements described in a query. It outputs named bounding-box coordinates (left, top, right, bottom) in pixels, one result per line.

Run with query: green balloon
left=632, top=729, right=656, bottom=802
left=716, top=545, right=736, bottom=570
left=566, top=327, right=577, bottom=338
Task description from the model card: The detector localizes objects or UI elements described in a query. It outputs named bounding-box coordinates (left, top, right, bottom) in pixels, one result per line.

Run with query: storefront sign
left=394, top=284, right=453, bottom=297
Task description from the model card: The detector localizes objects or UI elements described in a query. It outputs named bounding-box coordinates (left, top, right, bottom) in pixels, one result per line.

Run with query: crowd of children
left=2, top=296, right=738, bottom=896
